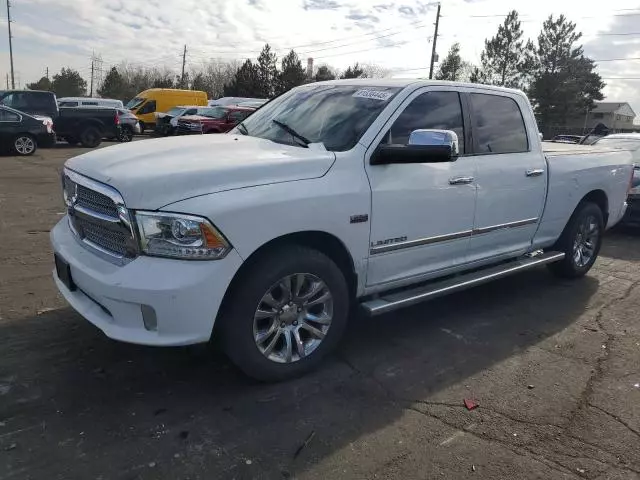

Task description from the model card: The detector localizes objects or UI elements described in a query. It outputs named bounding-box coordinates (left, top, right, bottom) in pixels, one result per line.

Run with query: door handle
left=526, top=169, right=545, bottom=177
left=449, top=176, right=474, bottom=185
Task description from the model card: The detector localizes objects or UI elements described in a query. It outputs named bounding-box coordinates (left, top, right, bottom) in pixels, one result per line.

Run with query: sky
left=1, top=0, right=639, bottom=122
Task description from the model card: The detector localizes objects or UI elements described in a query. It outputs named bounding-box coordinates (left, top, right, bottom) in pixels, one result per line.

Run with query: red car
left=176, top=106, right=255, bottom=134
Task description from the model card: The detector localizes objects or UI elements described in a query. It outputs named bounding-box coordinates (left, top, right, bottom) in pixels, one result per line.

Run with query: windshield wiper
left=272, top=119, right=310, bottom=147
left=236, top=122, right=249, bottom=135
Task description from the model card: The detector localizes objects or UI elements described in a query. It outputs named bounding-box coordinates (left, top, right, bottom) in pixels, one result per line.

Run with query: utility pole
left=181, top=45, right=187, bottom=88
left=89, top=58, right=94, bottom=96
left=428, top=3, right=441, bottom=80
left=6, top=0, right=15, bottom=89
left=5, top=73, right=8, bottom=89
left=45, top=67, right=49, bottom=80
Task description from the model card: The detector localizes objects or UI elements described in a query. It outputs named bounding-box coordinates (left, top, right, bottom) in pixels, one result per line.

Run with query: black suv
left=0, top=105, right=56, bottom=156
left=0, top=90, right=59, bottom=119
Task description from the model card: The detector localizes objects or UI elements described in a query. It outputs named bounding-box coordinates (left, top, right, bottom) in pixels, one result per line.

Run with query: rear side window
left=59, top=101, right=79, bottom=107
left=138, top=100, right=156, bottom=114
left=469, top=94, right=528, bottom=154
left=386, top=91, right=465, bottom=154
left=229, top=111, right=249, bottom=122
left=82, top=101, right=98, bottom=106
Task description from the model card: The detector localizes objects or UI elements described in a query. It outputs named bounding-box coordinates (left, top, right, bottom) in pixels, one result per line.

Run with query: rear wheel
left=13, top=134, right=37, bottom=156
left=79, top=126, right=102, bottom=148
left=118, top=126, right=134, bottom=142
left=65, top=136, right=79, bottom=145
left=548, top=202, right=604, bottom=278
left=220, top=246, right=349, bottom=381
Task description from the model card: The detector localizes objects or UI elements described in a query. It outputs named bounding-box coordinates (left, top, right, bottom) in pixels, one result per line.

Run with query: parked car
left=0, top=105, right=55, bottom=156
left=154, top=105, right=201, bottom=136
left=51, top=80, right=633, bottom=381
left=592, top=133, right=640, bottom=226
left=0, top=90, right=59, bottom=119
left=176, top=106, right=254, bottom=134
left=552, top=134, right=583, bottom=144
left=58, top=97, right=124, bottom=109
left=208, top=97, right=266, bottom=107
left=126, top=89, right=207, bottom=133
left=54, top=107, right=121, bottom=147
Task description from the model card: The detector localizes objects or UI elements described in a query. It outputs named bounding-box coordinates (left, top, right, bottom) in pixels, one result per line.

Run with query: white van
left=57, top=97, right=124, bottom=109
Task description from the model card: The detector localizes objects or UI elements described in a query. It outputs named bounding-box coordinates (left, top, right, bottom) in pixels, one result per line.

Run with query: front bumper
left=50, top=217, right=243, bottom=346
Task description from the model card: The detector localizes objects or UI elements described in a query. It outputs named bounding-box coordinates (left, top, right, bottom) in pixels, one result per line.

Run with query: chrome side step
left=361, top=251, right=565, bottom=316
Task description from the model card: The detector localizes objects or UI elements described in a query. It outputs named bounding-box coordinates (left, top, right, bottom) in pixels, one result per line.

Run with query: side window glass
left=387, top=91, right=465, bottom=154
left=469, top=93, right=528, bottom=154
left=229, top=111, right=245, bottom=122
left=138, top=100, right=156, bottom=114
left=82, top=101, right=98, bottom=106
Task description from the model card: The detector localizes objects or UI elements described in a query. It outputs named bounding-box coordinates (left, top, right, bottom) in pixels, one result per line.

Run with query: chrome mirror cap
left=408, top=129, right=459, bottom=156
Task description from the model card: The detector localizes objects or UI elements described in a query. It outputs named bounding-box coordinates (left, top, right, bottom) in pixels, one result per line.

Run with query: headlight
left=135, top=211, right=231, bottom=260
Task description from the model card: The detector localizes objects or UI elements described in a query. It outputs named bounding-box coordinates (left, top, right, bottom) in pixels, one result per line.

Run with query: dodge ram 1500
left=51, top=80, right=633, bottom=381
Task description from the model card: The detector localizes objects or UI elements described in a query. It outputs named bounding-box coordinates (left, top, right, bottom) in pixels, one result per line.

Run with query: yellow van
left=125, top=89, right=208, bottom=132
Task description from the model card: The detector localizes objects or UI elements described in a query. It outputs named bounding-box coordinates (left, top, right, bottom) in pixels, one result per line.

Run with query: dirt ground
left=1, top=142, right=639, bottom=480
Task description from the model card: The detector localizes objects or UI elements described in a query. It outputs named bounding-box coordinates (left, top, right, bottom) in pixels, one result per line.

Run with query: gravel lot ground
left=1, top=142, right=639, bottom=480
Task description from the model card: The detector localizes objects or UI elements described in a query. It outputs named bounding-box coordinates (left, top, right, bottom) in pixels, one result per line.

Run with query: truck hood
left=65, top=135, right=336, bottom=209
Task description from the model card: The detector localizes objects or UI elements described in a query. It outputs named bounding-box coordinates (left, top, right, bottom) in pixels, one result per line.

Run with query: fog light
left=141, top=304, right=157, bottom=331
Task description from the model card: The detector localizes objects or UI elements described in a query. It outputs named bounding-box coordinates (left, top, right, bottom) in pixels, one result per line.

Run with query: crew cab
left=50, top=80, right=633, bottom=381
left=176, top=106, right=254, bottom=134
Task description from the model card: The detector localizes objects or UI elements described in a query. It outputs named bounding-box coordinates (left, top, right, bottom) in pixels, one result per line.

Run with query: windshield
left=237, top=84, right=401, bottom=151
left=166, top=107, right=187, bottom=117
left=593, top=137, right=640, bottom=151
left=198, top=107, right=227, bottom=119
left=125, top=97, right=145, bottom=110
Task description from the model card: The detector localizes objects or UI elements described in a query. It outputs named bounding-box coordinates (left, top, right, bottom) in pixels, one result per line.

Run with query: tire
left=79, top=126, right=102, bottom=148
left=220, top=246, right=350, bottom=382
left=13, top=134, right=37, bottom=156
left=548, top=202, right=604, bottom=278
left=138, top=121, right=145, bottom=134
left=118, top=126, right=133, bottom=142
left=65, top=136, right=79, bottom=146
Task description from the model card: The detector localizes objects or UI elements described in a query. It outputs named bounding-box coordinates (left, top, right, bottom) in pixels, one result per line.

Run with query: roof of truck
left=312, top=78, right=524, bottom=94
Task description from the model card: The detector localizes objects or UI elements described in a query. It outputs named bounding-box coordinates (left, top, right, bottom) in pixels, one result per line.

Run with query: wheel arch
left=581, top=189, right=609, bottom=226
left=214, top=230, right=358, bottom=333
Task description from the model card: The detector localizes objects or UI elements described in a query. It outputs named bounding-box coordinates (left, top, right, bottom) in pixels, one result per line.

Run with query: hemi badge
left=350, top=214, right=369, bottom=224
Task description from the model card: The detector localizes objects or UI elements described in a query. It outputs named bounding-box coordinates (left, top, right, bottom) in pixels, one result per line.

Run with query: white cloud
left=0, top=0, right=639, bottom=121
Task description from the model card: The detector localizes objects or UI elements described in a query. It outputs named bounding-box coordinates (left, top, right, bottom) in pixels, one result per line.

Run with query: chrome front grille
left=63, top=169, right=137, bottom=260
left=76, top=184, right=119, bottom=218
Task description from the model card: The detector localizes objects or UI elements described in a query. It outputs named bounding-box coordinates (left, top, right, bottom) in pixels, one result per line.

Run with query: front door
left=365, top=88, right=477, bottom=288
left=465, top=92, right=547, bottom=263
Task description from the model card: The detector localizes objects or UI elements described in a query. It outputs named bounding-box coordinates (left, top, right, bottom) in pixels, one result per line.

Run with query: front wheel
left=13, top=134, right=37, bottom=156
left=548, top=202, right=604, bottom=278
left=220, top=246, right=349, bottom=381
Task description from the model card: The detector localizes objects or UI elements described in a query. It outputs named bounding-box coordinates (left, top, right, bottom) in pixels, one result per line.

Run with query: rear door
left=465, top=91, right=547, bottom=263
left=0, top=108, right=22, bottom=147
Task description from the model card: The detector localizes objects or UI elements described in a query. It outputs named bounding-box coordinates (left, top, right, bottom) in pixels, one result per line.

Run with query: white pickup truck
left=51, top=80, right=633, bottom=381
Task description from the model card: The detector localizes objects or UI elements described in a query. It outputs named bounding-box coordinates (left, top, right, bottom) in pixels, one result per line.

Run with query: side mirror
left=371, top=129, right=459, bottom=165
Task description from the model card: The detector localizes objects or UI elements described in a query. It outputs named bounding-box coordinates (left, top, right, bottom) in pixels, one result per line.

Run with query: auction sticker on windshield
left=352, top=89, right=394, bottom=101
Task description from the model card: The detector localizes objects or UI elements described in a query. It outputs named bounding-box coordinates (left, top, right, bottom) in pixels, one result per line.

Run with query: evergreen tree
left=314, top=65, right=336, bottom=82
left=256, top=44, right=278, bottom=97
left=435, top=43, right=464, bottom=81
left=51, top=68, right=87, bottom=97
left=97, top=67, right=127, bottom=100
left=340, top=63, right=365, bottom=79
left=276, top=50, right=306, bottom=95
left=528, top=15, right=604, bottom=133
left=477, top=10, right=534, bottom=88
left=26, top=76, right=52, bottom=91
left=224, top=59, right=262, bottom=97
